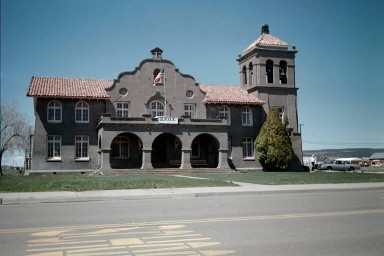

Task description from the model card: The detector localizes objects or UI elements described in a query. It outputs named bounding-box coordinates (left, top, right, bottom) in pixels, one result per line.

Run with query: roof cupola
left=261, top=24, right=269, bottom=34
left=150, top=47, right=163, bottom=59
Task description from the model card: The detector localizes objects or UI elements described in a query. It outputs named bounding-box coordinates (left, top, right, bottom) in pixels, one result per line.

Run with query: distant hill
left=303, top=148, right=384, bottom=160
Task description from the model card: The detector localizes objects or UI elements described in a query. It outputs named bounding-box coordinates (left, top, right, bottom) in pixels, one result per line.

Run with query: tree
left=0, top=102, right=30, bottom=175
left=255, top=107, right=293, bottom=171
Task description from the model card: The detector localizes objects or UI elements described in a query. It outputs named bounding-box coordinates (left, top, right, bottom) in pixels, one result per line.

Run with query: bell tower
left=237, top=24, right=302, bottom=164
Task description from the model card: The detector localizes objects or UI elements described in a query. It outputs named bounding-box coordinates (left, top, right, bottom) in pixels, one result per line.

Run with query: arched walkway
left=191, top=133, right=219, bottom=168
left=152, top=133, right=182, bottom=168
left=109, top=132, right=142, bottom=169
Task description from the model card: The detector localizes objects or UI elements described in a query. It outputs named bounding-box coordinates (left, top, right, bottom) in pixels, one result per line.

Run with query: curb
left=1, top=183, right=384, bottom=205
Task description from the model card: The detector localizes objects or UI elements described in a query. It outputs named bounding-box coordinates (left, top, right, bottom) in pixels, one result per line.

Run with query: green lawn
left=0, top=171, right=383, bottom=192
left=190, top=171, right=384, bottom=185
left=0, top=173, right=233, bottom=192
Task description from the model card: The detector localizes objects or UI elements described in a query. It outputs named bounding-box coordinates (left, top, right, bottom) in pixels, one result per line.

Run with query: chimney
left=261, top=24, right=269, bottom=34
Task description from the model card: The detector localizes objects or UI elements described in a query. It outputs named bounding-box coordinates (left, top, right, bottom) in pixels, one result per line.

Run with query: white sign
left=158, top=116, right=178, bottom=124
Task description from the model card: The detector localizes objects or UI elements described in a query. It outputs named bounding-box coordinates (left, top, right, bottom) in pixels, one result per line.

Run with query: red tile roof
left=244, top=33, right=288, bottom=52
left=27, top=77, right=113, bottom=99
left=200, top=85, right=265, bottom=105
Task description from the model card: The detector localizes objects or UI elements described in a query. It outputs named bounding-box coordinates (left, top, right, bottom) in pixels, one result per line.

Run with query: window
left=47, top=135, right=61, bottom=159
left=184, top=104, right=195, bottom=117
left=266, top=60, right=274, bottom=83
left=242, top=65, right=247, bottom=85
left=75, top=136, right=89, bottom=159
left=111, top=136, right=129, bottom=158
left=241, top=106, right=252, bottom=126
left=248, top=62, right=254, bottom=85
left=242, top=137, right=254, bottom=158
left=47, top=101, right=61, bottom=122
left=279, top=61, right=287, bottom=84
left=149, top=101, right=164, bottom=117
left=219, top=105, right=231, bottom=124
left=276, top=107, right=284, bottom=119
left=117, top=102, right=129, bottom=118
left=75, top=101, right=89, bottom=123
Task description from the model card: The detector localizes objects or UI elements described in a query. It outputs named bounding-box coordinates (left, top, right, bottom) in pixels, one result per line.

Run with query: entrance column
left=100, top=149, right=112, bottom=170
left=217, top=149, right=231, bottom=169
left=141, top=148, right=153, bottom=169
left=180, top=149, right=192, bottom=169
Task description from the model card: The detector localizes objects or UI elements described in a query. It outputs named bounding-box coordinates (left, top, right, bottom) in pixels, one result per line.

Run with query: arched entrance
left=110, top=132, right=142, bottom=169
left=152, top=133, right=182, bottom=168
left=191, top=134, right=219, bottom=168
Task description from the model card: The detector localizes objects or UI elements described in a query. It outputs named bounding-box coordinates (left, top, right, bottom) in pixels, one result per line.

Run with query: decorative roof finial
left=261, top=24, right=269, bottom=35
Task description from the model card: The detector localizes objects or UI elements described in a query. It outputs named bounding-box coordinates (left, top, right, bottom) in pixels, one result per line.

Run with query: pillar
left=141, top=148, right=153, bottom=169
left=217, top=149, right=231, bottom=170
left=180, top=149, right=192, bottom=169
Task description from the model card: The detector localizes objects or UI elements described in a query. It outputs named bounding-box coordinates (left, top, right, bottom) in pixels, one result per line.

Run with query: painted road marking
left=2, top=208, right=383, bottom=235
left=26, top=224, right=235, bottom=256
left=1, top=208, right=382, bottom=236
left=1, top=209, right=382, bottom=255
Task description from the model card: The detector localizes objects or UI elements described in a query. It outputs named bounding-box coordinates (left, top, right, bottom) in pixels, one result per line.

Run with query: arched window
left=47, top=100, right=62, bottom=122
left=219, top=105, right=231, bottom=124
left=75, top=101, right=89, bottom=123
left=241, top=106, right=252, bottom=126
left=266, top=60, right=274, bottom=84
left=242, top=65, right=247, bottom=85
left=149, top=100, right=164, bottom=117
left=111, top=136, right=129, bottom=158
left=248, top=62, right=254, bottom=85
left=279, top=60, right=287, bottom=84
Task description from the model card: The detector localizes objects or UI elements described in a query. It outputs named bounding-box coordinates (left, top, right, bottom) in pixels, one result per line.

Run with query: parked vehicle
left=315, top=162, right=324, bottom=170
left=318, top=160, right=360, bottom=171
left=371, top=161, right=383, bottom=167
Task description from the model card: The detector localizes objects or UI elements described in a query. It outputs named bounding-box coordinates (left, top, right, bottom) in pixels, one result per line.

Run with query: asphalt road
left=1, top=190, right=383, bottom=256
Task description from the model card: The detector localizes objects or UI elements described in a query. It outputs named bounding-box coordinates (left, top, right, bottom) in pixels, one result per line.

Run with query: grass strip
left=0, top=171, right=383, bottom=192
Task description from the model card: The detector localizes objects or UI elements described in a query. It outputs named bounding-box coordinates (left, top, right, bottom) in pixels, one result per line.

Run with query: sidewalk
left=1, top=182, right=384, bottom=205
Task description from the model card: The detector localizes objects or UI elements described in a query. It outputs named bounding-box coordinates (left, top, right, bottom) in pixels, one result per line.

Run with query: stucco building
left=27, top=25, right=303, bottom=172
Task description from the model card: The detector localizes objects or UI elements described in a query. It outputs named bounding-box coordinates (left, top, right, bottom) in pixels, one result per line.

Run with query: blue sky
left=1, top=0, right=384, bottom=158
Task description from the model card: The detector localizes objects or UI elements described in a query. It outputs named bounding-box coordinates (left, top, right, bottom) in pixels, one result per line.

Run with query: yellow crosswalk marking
left=110, top=238, right=144, bottom=246
left=200, top=250, right=237, bottom=256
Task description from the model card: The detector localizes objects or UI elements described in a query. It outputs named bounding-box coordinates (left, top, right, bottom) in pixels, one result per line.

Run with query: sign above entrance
left=158, top=116, right=178, bottom=124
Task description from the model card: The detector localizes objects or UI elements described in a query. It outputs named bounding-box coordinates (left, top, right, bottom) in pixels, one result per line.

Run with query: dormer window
left=279, top=61, right=287, bottom=84
left=266, top=60, right=274, bottom=84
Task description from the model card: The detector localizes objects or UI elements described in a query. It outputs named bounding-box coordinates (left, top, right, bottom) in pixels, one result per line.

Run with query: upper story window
left=279, top=61, right=287, bottom=84
left=47, top=135, right=61, bottom=159
left=266, top=60, right=274, bottom=84
left=184, top=104, right=196, bottom=118
left=75, top=101, right=89, bottom=123
left=149, top=100, right=164, bottom=117
left=47, top=100, right=62, bottom=122
left=242, top=65, right=247, bottom=85
left=248, top=62, right=254, bottom=85
left=117, top=102, right=129, bottom=118
left=219, top=105, right=231, bottom=124
left=241, top=106, right=252, bottom=126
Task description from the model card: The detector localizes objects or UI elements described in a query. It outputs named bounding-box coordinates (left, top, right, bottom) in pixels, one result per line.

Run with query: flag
left=153, top=69, right=165, bottom=86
